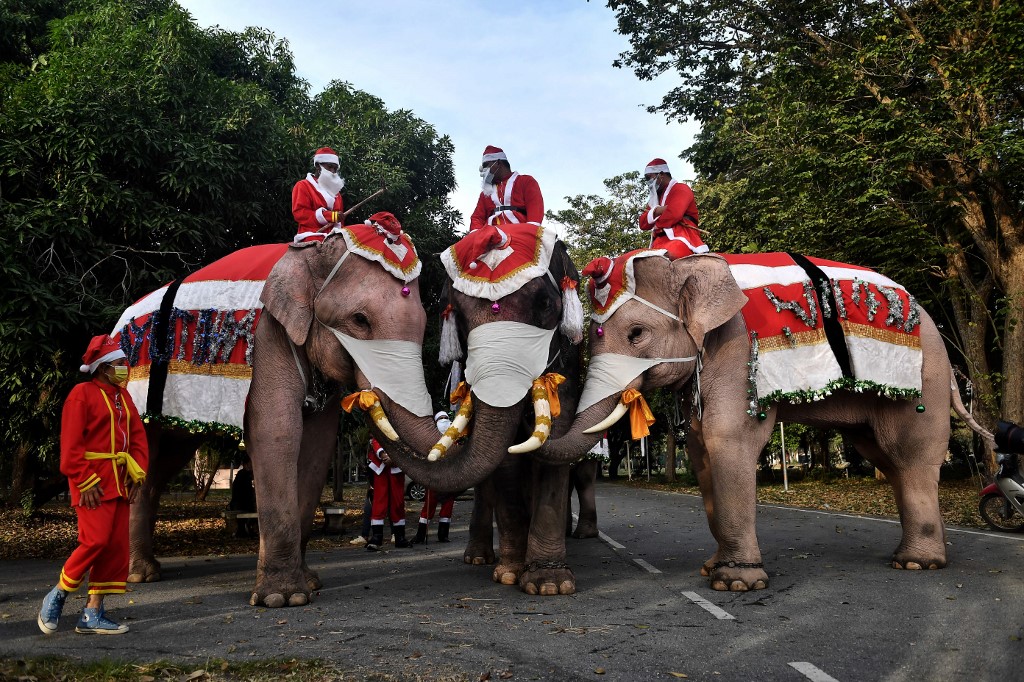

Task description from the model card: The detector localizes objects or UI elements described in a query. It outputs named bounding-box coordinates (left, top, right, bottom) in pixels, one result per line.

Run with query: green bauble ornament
left=916, top=404, right=926, bottom=413
left=757, top=412, right=767, bottom=421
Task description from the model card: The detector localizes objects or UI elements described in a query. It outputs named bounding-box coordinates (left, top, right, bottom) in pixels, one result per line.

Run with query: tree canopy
left=608, top=0, right=1024, bottom=429
left=0, top=0, right=458, bottom=505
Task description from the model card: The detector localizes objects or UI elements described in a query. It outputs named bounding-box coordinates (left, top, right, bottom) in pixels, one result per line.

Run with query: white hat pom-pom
left=80, top=364, right=91, bottom=373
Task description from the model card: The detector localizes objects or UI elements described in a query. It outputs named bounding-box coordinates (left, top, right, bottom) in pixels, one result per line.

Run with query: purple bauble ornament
left=491, top=302, right=501, bottom=313
left=401, top=286, right=410, bottom=297
left=596, top=326, right=604, bottom=337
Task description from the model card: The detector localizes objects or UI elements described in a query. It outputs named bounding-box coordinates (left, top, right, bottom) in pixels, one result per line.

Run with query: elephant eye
left=628, top=326, right=646, bottom=344
left=353, top=312, right=371, bottom=329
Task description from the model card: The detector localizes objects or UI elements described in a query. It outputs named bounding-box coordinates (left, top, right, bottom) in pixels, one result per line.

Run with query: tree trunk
left=664, top=423, right=677, bottom=483
left=6, top=442, right=33, bottom=509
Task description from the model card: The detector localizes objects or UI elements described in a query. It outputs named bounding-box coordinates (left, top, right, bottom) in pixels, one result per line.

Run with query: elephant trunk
left=531, top=393, right=622, bottom=465
left=374, top=393, right=525, bottom=495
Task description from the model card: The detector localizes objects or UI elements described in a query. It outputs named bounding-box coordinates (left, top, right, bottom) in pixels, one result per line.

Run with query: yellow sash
left=84, top=389, right=145, bottom=496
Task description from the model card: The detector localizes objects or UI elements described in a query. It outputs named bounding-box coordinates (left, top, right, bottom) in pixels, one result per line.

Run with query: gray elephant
left=115, top=223, right=435, bottom=608
left=374, top=223, right=588, bottom=595
left=530, top=250, right=991, bottom=592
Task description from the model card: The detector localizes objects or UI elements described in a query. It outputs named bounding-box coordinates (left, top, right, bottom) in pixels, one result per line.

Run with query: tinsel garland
left=141, top=412, right=243, bottom=440
left=762, top=281, right=819, bottom=328
left=748, top=378, right=922, bottom=417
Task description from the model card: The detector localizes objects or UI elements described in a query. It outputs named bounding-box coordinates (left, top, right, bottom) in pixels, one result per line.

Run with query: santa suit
left=417, top=490, right=455, bottom=526
left=367, top=439, right=405, bottom=527
left=291, top=173, right=344, bottom=240
left=469, top=172, right=544, bottom=230
left=57, top=379, right=149, bottom=595
left=639, top=179, right=708, bottom=258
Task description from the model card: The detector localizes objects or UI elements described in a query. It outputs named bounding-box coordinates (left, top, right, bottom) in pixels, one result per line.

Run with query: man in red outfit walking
left=469, top=145, right=544, bottom=229
left=292, top=146, right=345, bottom=241
left=38, top=334, right=149, bottom=635
left=639, top=157, right=708, bottom=258
left=366, top=438, right=409, bottom=551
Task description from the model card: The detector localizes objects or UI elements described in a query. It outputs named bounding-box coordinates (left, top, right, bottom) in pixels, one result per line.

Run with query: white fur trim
left=439, top=313, right=463, bottom=365
left=339, top=229, right=422, bottom=283
left=315, top=206, right=330, bottom=225
left=481, top=151, right=507, bottom=163
left=560, top=286, right=585, bottom=345
left=441, top=223, right=559, bottom=302
left=81, top=348, right=126, bottom=374
left=644, top=162, right=670, bottom=175
left=589, top=250, right=669, bottom=324
left=314, top=152, right=339, bottom=165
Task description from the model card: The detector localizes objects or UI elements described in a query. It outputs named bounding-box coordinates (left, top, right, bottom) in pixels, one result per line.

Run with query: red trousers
left=370, top=470, right=406, bottom=526
left=58, top=497, right=130, bottom=595
left=418, top=490, right=455, bottom=524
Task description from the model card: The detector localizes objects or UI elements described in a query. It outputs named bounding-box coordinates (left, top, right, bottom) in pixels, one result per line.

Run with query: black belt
left=493, top=205, right=526, bottom=214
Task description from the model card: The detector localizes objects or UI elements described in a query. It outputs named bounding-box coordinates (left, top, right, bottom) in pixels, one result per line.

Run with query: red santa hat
left=481, top=145, right=508, bottom=164
left=80, top=334, right=125, bottom=374
left=313, top=147, right=340, bottom=166
left=365, top=211, right=402, bottom=241
left=581, top=256, right=615, bottom=285
left=644, top=158, right=671, bottom=175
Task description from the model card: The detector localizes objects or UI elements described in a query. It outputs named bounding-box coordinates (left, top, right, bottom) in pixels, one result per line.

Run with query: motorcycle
left=978, top=420, right=1024, bottom=532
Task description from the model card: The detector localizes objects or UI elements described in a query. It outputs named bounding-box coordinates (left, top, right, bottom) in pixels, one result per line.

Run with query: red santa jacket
left=291, top=174, right=344, bottom=237
left=639, top=179, right=707, bottom=255
left=367, top=438, right=402, bottom=475
left=60, top=379, right=149, bottom=506
left=469, top=172, right=544, bottom=229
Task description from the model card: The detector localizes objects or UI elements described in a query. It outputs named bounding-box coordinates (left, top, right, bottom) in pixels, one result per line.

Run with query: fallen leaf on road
left=594, top=668, right=606, bottom=674
left=669, top=673, right=688, bottom=679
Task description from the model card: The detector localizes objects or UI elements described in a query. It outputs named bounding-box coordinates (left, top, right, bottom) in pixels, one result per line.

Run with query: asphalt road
left=1, top=482, right=1021, bottom=681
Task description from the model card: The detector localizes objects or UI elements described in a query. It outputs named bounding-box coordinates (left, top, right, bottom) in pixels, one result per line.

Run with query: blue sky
left=177, top=0, right=699, bottom=231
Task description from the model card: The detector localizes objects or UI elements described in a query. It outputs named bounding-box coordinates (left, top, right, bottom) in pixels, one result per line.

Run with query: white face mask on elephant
left=464, top=321, right=556, bottom=408
left=322, top=326, right=433, bottom=418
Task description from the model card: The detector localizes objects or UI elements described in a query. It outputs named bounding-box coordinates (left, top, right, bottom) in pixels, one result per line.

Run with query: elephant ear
left=671, top=254, right=747, bottom=348
left=260, top=245, right=316, bottom=347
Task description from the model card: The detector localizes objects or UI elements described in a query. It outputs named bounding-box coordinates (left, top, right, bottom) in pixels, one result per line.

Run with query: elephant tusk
left=429, top=394, right=473, bottom=461
left=369, top=401, right=400, bottom=441
left=508, top=380, right=553, bottom=454
left=584, top=400, right=629, bottom=434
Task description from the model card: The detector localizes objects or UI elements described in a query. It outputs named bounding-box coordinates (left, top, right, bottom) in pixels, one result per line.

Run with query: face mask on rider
left=480, top=162, right=498, bottom=188
left=108, top=365, right=129, bottom=386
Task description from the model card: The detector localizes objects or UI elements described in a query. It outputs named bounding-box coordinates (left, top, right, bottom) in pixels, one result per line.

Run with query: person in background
left=410, top=411, right=458, bottom=544
left=366, top=438, right=409, bottom=550
left=228, top=454, right=257, bottom=537
left=38, top=334, right=149, bottom=636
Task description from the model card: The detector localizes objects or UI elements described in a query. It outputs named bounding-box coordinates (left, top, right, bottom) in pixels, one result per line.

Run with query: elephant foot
left=302, top=565, right=322, bottom=592
left=250, top=573, right=311, bottom=608
left=891, top=550, right=946, bottom=571
left=492, top=560, right=525, bottom=586
left=571, top=522, right=599, bottom=539
left=700, top=553, right=719, bottom=577
left=463, top=541, right=496, bottom=566
left=519, top=560, right=575, bottom=596
left=127, top=557, right=162, bottom=583
left=708, top=560, right=769, bottom=592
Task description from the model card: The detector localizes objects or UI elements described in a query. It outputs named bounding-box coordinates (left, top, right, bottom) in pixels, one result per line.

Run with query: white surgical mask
left=318, top=169, right=345, bottom=196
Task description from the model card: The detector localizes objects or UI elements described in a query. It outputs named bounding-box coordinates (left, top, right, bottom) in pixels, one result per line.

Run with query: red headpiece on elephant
left=365, top=211, right=402, bottom=242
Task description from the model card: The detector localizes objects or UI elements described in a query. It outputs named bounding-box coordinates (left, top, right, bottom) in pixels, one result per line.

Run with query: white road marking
left=598, top=531, right=625, bottom=549
left=632, top=558, right=662, bottom=574
left=681, top=591, right=735, bottom=620
left=788, top=661, right=840, bottom=682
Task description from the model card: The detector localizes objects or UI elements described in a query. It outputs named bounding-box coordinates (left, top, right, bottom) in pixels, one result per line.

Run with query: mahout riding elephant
left=373, top=223, right=588, bottom=595
left=114, top=221, right=440, bottom=608
left=527, top=250, right=992, bottom=592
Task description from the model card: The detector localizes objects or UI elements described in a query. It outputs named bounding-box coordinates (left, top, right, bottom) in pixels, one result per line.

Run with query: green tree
left=609, top=0, right=1024, bottom=436
left=548, top=171, right=651, bottom=266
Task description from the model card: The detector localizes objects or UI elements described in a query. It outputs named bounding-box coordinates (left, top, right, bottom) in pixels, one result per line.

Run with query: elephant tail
left=949, top=369, right=996, bottom=452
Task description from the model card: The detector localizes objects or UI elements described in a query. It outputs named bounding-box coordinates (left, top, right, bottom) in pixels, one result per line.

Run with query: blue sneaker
left=75, top=607, right=129, bottom=635
left=37, top=586, right=67, bottom=635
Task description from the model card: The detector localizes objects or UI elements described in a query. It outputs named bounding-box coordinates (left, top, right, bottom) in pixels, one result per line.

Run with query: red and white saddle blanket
left=722, top=253, right=922, bottom=411
left=110, top=226, right=422, bottom=436
left=441, top=223, right=558, bottom=299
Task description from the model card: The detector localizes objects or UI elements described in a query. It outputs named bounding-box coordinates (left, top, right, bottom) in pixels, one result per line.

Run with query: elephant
left=373, top=223, right=589, bottom=596
left=113, top=222, right=439, bottom=607
left=566, top=457, right=600, bottom=539
left=529, top=250, right=992, bottom=592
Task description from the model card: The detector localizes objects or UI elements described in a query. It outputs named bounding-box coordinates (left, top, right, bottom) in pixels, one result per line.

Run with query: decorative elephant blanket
left=721, top=253, right=922, bottom=415
left=110, top=223, right=422, bottom=437
left=441, top=223, right=558, bottom=299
